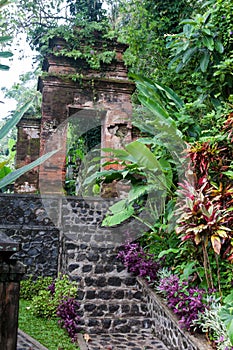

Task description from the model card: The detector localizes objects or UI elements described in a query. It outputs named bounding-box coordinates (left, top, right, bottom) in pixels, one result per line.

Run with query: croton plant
left=175, top=113, right=233, bottom=288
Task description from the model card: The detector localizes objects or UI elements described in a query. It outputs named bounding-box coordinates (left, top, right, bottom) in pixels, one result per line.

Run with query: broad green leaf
left=220, top=307, right=233, bottom=324
left=223, top=170, right=233, bottom=179
left=224, top=291, right=233, bottom=304
left=158, top=248, right=179, bottom=258
left=0, top=63, right=9, bottom=70
left=175, top=61, right=186, bottom=73
left=127, top=184, right=155, bottom=203
left=101, top=148, right=129, bottom=157
left=180, top=261, right=197, bottom=280
left=83, top=169, right=120, bottom=185
left=167, top=53, right=183, bottom=68
left=219, top=306, right=233, bottom=344
left=200, top=51, right=210, bottom=72
left=202, top=28, right=211, bottom=36
left=125, top=141, right=169, bottom=190
left=136, top=81, right=163, bottom=105
left=0, top=35, right=12, bottom=43
left=102, top=203, right=134, bottom=226
left=108, top=199, right=127, bottom=214
left=101, top=147, right=135, bottom=162
left=0, top=149, right=59, bottom=189
left=132, top=73, right=184, bottom=110
left=202, top=36, right=214, bottom=51
left=86, top=164, right=98, bottom=174
left=0, top=99, right=34, bottom=139
left=0, top=51, right=13, bottom=58
left=0, top=165, right=11, bottom=179
left=138, top=94, right=169, bottom=120
left=215, top=40, right=224, bottom=54
left=228, top=320, right=233, bottom=345
left=153, top=82, right=184, bottom=110
left=159, top=158, right=173, bottom=189
left=180, top=19, right=196, bottom=26
left=182, top=47, right=197, bottom=64
left=125, top=141, right=162, bottom=171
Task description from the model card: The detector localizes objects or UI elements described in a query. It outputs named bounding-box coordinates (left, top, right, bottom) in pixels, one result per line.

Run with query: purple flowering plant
left=157, top=273, right=210, bottom=330
left=45, top=275, right=80, bottom=341
left=117, top=242, right=212, bottom=331
left=117, top=241, right=164, bottom=283
left=57, top=297, right=80, bottom=342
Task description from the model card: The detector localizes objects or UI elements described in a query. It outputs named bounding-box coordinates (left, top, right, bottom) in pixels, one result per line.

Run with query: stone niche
left=34, top=36, right=136, bottom=194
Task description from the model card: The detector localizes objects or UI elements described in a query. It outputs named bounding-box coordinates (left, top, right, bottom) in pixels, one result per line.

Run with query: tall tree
left=67, top=0, right=106, bottom=22
left=115, top=0, right=194, bottom=80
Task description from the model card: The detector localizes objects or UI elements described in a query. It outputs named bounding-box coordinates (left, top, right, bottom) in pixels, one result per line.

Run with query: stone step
left=65, top=242, right=123, bottom=262
left=78, top=332, right=170, bottom=350
left=68, top=262, right=126, bottom=277
left=77, top=287, right=144, bottom=302
left=78, top=316, right=152, bottom=334
left=76, top=275, right=138, bottom=289
left=78, top=299, right=149, bottom=318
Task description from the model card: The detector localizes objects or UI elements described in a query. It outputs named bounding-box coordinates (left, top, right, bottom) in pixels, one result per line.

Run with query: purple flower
left=48, top=281, right=55, bottom=295
left=158, top=274, right=210, bottom=330
left=57, top=297, right=80, bottom=342
left=117, top=242, right=164, bottom=283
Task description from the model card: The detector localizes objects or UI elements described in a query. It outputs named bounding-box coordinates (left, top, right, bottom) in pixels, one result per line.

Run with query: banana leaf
left=0, top=99, right=34, bottom=139
left=0, top=149, right=59, bottom=189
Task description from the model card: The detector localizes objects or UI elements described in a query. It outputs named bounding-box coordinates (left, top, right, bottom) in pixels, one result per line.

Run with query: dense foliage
left=20, top=274, right=81, bottom=343
left=1, top=0, right=233, bottom=348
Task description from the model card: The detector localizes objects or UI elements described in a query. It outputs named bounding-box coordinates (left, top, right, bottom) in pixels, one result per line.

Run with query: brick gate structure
left=15, top=37, right=135, bottom=194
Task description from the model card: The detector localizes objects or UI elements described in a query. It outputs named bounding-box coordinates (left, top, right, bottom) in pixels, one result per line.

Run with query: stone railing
left=0, top=230, right=25, bottom=350
left=137, top=277, right=212, bottom=350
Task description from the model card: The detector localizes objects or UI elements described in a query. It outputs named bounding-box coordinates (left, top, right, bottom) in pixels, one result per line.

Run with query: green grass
left=18, top=299, right=80, bottom=350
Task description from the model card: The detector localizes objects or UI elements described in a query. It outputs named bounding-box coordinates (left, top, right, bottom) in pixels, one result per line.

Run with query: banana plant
left=84, top=140, right=173, bottom=227
left=130, top=73, right=189, bottom=165
left=83, top=74, right=187, bottom=227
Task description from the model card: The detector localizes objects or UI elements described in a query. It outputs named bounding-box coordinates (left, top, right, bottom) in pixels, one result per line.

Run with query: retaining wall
left=137, top=277, right=212, bottom=350
left=0, top=193, right=118, bottom=277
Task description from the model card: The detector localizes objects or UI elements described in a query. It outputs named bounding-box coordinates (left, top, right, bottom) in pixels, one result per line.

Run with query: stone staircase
left=63, top=241, right=169, bottom=349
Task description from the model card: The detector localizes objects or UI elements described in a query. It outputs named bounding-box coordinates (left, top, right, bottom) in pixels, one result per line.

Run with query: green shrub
left=30, top=274, right=78, bottom=319
left=20, top=275, right=53, bottom=300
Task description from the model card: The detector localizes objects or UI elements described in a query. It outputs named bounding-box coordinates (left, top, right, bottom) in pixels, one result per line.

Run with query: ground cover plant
left=19, top=299, right=79, bottom=350
left=19, top=274, right=81, bottom=349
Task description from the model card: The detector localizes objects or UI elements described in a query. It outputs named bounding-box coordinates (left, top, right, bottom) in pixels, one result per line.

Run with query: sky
left=0, top=34, right=36, bottom=120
